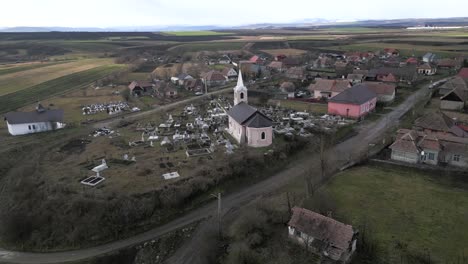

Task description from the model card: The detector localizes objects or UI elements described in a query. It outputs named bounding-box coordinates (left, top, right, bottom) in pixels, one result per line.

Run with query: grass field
left=169, top=42, right=245, bottom=53
left=324, top=165, right=468, bottom=263
left=0, top=61, right=67, bottom=76
left=0, top=59, right=117, bottom=96
left=0, top=64, right=126, bottom=113
left=163, top=31, right=233, bottom=36
left=325, top=43, right=465, bottom=58
left=261, top=48, right=307, bottom=57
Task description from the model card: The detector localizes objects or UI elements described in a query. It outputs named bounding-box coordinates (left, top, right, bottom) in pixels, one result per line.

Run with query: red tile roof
left=249, top=55, right=260, bottom=63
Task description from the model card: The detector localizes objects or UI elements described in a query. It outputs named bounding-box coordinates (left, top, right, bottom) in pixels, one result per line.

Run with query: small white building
left=227, top=71, right=273, bottom=148
left=288, top=207, right=357, bottom=263
left=4, top=104, right=65, bottom=136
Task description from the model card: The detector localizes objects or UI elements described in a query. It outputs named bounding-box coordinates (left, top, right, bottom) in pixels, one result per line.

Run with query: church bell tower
left=234, top=70, right=248, bottom=105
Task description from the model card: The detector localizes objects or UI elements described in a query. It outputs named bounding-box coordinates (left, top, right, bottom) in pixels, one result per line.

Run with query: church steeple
left=234, top=70, right=248, bottom=105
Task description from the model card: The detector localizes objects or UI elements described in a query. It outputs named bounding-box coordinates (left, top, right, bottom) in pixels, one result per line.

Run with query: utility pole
left=211, top=192, right=222, bottom=238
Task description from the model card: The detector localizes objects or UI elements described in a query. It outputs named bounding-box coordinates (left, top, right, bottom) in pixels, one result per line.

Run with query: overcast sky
left=1, top=0, right=468, bottom=28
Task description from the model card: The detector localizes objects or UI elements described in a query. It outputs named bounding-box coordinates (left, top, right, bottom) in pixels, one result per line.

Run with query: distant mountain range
left=1, top=17, right=468, bottom=32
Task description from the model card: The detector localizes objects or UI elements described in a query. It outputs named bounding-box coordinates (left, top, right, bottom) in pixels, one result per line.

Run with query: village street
left=0, top=82, right=434, bottom=264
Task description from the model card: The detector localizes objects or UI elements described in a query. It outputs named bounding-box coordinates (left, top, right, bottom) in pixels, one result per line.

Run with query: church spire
left=233, top=69, right=248, bottom=105
left=236, top=69, right=244, bottom=89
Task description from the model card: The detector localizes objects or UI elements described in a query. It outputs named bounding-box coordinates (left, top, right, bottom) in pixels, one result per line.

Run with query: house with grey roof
left=227, top=71, right=273, bottom=147
left=4, top=103, right=65, bottom=136
left=328, top=84, right=377, bottom=119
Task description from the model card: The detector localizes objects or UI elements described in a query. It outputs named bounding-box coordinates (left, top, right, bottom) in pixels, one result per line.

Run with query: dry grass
left=261, top=48, right=308, bottom=57
left=0, top=58, right=116, bottom=96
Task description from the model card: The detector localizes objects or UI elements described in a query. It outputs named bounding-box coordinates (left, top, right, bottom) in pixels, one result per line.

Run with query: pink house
left=328, top=84, right=377, bottom=119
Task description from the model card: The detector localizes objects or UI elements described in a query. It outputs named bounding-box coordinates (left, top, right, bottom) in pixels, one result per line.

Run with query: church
left=227, top=71, right=273, bottom=148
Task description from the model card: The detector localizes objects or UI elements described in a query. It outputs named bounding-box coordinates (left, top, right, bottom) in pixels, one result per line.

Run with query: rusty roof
left=288, top=207, right=355, bottom=261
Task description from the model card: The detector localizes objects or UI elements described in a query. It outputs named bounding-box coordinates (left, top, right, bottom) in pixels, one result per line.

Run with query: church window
left=261, top=132, right=266, bottom=140
left=240, top=92, right=244, bottom=99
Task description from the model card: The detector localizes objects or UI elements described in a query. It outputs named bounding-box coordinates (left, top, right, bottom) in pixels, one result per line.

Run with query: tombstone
left=226, top=141, right=234, bottom=154
left=150, top=141, right=154, bottom=147
left=131, top=156, right=136, bottom=162
left=123, top=154, right=129, bottom=160
left=141, top=132, right=146, bottom=142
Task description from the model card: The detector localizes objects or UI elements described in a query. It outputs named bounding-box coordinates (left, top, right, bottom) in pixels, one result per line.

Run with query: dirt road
left=0, top=83, right=433, bottom=264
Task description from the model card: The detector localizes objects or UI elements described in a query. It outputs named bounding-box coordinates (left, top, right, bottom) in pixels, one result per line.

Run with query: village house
left=4, top=103, right=65, bottom=136
left=438, top=76, right=468, bottom=95
left=328, top=84, right=377, bottom=119
left=417, top=63, right=437, bottom=75
left=371, top=67, right=418, bottom=84
left=288, top=207, right=358, bottom=263
left=249, top=55, right=262, bottom=64
left=383, top=48, right=399, bottom=58
left=437, top=58, right=460, bottom=69
left=201, top=70, right=227, bottom=87
left=389, top=128, right=468, bottom=168
left=346, top=73, right=365, bottom=84
left=221, top=67, right=238, bottom=80
left=440, top=87, right=468, bottom=111
left=423, top=52, right=436, bottom=63
left=280, top=81, right=296, bottom=98
left=172, top=73, right=194, bottom=86
left=267, top=61, right=283, bottom=72
left=128, top=80, right=154, bottom=96
left=218, top=55, right=231, bottom=64
left=413, top=112, right=468, bottom=138
left=309, top=79, right=352, bottom=100
left=184, top=78, right=204, bottom=92
left=227, top=71, right=273, bottom=148
left=285, top=67, right=305, bottom=80
left=315, top=56, right=334, bottom=69
left=154, top=82, right=178, bottom=99
left=405, top=57, right=419, bottom=65
left=362, top=82, right=396, bottom=103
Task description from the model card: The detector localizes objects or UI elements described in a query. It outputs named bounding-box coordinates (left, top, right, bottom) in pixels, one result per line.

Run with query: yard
left=322, top=165, right=468, bottom=263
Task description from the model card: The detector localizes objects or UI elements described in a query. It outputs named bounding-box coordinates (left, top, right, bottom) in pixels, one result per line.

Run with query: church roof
left=227, top=102, right=257, bottom=124
left=227, top=102, right=272, bottom=128
left=244, top=112, right=273, bottom=128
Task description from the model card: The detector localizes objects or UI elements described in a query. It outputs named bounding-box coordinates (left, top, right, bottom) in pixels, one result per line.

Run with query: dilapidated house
left=128, top=80, right=154, bottom=96
left=288, top=207, right=358, bottom=263
left=440, top=87, right=468, bottom=111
